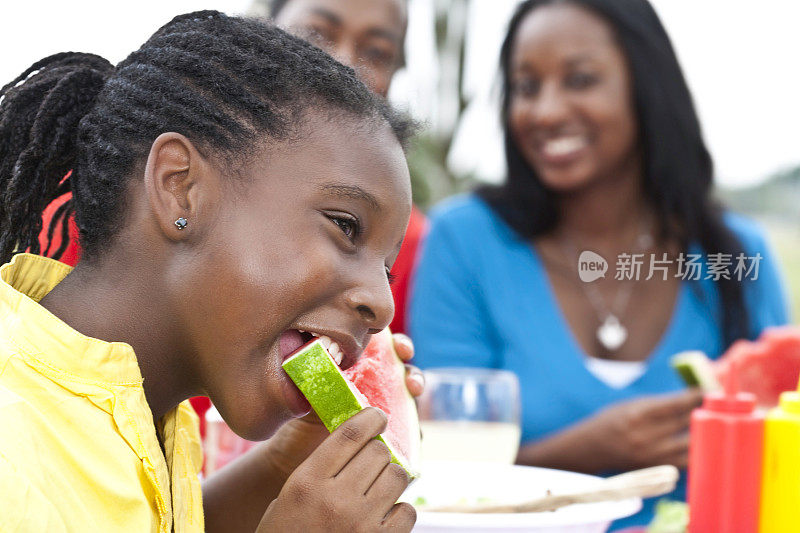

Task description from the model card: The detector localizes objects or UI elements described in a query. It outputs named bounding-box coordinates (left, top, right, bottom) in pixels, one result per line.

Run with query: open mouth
left=279, top=329, right=346, bottom=367
left=541, top=136, right=587, bottom=157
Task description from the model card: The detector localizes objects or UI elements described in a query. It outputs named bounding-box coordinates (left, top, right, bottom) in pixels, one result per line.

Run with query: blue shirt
left=409, top=194, right=790, bottom=529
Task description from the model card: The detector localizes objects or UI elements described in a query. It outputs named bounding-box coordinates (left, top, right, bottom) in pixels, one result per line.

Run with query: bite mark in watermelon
left=282, top=328, right=420, bottom=479
left=672, top=326, right=800, bottom=407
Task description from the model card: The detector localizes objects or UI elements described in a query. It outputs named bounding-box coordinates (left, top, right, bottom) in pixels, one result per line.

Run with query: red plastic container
left=687, top=362, right=764, bottom=532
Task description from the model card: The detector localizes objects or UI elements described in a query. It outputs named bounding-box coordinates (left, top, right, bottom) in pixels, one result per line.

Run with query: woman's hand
left=257, top=408, right=416, bottom=532
left=516, top=389, right=703, bottom=474
left=583, top=389, right=703, bottom=471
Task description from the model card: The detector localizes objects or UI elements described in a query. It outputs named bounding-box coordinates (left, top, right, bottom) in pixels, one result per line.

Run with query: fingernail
left=409, top=372, right=425, bottom=390
left=394, top=333, right=413, bottom=349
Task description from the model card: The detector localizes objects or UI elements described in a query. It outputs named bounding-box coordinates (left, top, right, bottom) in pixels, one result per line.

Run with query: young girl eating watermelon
left=0, top=11, right=418, bottom=532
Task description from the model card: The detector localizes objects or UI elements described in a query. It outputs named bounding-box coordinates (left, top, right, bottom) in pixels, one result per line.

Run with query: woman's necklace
left=558, top=221, right=653, bottom=352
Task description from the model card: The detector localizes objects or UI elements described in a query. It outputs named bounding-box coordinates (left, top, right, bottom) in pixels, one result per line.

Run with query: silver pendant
left=597, top=315, right=628, bottom=351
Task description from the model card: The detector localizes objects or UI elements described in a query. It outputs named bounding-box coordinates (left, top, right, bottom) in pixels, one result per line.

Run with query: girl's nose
left=345, top=268, right=395, bottom=334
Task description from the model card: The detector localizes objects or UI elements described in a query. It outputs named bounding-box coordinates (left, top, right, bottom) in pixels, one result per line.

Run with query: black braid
left=0, top=53, right=113, bottom=262
left=0, top=11, right=413, bottom=264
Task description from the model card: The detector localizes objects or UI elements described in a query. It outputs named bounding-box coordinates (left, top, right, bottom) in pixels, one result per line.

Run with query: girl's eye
left=386, top=267, right=397, bottom=285
left=330, top=215, right=360, bottom=240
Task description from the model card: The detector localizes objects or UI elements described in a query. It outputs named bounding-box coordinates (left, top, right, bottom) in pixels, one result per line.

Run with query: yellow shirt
left=0, top=254, right=204, bottom=532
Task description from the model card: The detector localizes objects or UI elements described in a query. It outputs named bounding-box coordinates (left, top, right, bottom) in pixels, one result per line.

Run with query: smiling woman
left=0, top=10, right=416, bottom=533
left=409, top=0, right=790, bottom=529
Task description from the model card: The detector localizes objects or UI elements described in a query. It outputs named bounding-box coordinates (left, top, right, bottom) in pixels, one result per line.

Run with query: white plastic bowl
left=402, top=461, right=641, bottom=533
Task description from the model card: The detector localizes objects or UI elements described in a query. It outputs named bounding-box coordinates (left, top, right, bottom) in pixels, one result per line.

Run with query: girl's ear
left=143, top=132, right=221, bottom=242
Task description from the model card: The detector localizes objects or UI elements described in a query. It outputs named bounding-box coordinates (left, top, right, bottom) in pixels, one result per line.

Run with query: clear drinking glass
left=417, top=367, right=521, bottom=464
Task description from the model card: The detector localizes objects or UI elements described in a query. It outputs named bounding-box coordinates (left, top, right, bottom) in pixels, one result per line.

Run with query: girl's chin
left=224, top=410, right=286, bottom=442
left=213, top=393, right=300, bottom=442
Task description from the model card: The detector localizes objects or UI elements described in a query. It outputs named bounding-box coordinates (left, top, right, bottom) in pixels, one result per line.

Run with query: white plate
left=402, top=461, right=641, bottom=533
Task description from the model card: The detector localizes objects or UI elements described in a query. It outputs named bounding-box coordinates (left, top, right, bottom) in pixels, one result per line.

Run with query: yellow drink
left=420, top=420, right=521, bottom=464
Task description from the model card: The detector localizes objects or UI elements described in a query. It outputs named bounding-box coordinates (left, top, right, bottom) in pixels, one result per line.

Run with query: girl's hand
left=261, top=332, right=423, bottom=483
left=257, top=408, right=416, bottom=532
left=204, top=335, right=423, bottom=532
left=392, top=333, right=425, bottom=397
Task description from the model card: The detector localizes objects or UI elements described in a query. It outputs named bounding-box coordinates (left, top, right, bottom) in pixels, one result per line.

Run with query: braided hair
left=0, top=10, right=413, bottom=264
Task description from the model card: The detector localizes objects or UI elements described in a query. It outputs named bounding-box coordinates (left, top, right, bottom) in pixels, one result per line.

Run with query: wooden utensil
left=423, top=465, right=679, bottom=514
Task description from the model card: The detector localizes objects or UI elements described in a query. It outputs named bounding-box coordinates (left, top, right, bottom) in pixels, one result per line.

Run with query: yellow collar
left=0, top=253, right=143, bottom=387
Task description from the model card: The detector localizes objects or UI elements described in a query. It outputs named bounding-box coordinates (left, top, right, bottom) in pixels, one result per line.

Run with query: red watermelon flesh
left=343, top=328, right=420, bottom=471
left=714, top=326, right=800, bottom=407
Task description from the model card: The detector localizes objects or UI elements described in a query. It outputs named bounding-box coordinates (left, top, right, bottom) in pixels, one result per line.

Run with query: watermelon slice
left=672, top=351, right=722, bottom=391
left=672, top=326, right=800, bottom=407
left=282, top=328, right=420, bottom=479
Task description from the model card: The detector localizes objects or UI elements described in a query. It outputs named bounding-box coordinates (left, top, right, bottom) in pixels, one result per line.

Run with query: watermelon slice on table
left=672, top=326, right=800, bottom=407
left=282, top=328, right=421, bottom=479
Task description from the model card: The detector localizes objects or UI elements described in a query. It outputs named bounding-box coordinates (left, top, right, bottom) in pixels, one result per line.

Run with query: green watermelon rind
left=282, top=340, right=419, bottom=480
left=671, top=350, right=722, bottom=392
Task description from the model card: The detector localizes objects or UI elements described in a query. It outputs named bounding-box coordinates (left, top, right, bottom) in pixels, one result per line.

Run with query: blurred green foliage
left=720, top=164, right=800, bottom=322
left=407, top=133, right=478, bottom=209
left=768, top=222, right=800, bottom=323
left=406, top=0, right=475, bottom=211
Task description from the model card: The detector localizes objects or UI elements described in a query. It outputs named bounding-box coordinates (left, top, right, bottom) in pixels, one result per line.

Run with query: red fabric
left=389, top=206, right=428, bottom=335
left=189, top=396, right=213, bottom=439
left=37, top=191, right=80, bottom=266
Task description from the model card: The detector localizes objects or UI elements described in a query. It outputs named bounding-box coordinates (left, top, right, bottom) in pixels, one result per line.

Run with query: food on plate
left=646, top=500, right=688, bottom=532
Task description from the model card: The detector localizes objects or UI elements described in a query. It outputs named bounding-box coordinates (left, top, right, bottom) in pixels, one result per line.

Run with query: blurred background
left=3, top=0, right=799, bottom=314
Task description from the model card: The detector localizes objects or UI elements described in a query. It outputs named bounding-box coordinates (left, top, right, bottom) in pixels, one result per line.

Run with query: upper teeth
left=301, top=330, right=343, bottom=366
left=542, top=136, right=586, bottom=157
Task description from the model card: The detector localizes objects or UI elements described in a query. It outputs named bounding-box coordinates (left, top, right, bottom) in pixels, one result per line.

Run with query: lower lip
left=280, top=369, right=312, bottom=417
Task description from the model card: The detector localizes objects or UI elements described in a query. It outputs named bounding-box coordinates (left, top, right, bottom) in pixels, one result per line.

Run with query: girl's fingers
left=366, top=463, right=412, bottom=518
left=392, top=333, right=414, bottom=362
left=303, top=407, right=387, bottom=478
left=404, top=365, right=425, bottom=397
left=380, top=502, right=417, bottom=532
left=335, top=439, right=392, bottom=495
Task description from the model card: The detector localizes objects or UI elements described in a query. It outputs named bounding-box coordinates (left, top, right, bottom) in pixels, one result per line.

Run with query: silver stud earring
left=174, top=217, right=188, bottom=230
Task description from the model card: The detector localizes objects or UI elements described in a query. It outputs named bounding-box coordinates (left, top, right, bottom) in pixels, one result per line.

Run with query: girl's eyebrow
left=319, top=183, right=381, bottom=212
